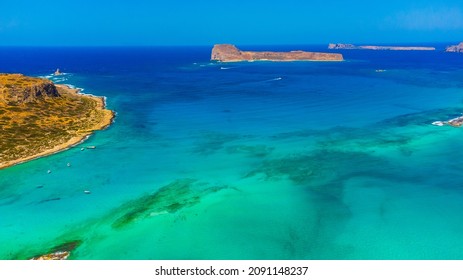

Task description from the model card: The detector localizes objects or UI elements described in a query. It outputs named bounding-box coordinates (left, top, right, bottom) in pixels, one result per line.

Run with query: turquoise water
left=1, top=46, right=463, bottom=259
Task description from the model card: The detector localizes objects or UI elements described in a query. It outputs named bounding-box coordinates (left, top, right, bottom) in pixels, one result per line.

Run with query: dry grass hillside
left=0, top=74, right=114, bottom=168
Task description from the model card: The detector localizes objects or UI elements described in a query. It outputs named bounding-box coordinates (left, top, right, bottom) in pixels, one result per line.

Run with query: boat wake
left=264, top=77, right=282, bottom=82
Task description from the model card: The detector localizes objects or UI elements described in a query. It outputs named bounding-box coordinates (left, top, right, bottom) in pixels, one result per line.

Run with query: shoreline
left=211, top=44, right=344, bottom=62
left=0, top=84, right=115, bottom=170
left=218, top=58, right=344, bottom=63
left=328, top=43, right=436, bottom=51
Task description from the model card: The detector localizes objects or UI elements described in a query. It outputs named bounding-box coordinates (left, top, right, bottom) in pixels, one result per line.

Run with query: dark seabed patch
left=226, top=144, right=274, bottom=157
left=245, top=150, right=388, bottom=186
left=192, top=131, right=246, bottom=155
left=111, top=179, right=228, bottom=229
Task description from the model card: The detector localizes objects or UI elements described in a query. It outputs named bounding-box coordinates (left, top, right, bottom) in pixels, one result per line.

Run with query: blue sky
left=1, top=0, right=462, bottom=46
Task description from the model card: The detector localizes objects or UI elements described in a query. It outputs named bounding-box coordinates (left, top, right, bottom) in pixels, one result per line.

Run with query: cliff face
left=211, top=44, right=343, bottom=62
left=0, top=74, right=60, bottom=104
left=328, top=43, right=436, bottom=51
left=211, top=44, right=243, bottom=61
left=445, top=42, right=463, bottom=53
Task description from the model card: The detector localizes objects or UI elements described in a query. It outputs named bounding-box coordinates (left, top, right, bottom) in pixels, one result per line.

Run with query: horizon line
left=0, top=41, right=458, bottom=48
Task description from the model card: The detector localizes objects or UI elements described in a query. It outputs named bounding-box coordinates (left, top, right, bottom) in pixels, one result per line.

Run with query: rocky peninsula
left=0, top=74, right=114, bottom=169
left=211, top=44, right=343, bottom=62
left=432, top=115, right=463, bottom=127
left=328, top=43, right=435, bottom=51
left=445, top=42, right=463, bottom=53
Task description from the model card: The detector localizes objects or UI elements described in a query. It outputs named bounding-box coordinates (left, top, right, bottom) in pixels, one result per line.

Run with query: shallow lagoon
left=1, top=46, right=463, bottom=259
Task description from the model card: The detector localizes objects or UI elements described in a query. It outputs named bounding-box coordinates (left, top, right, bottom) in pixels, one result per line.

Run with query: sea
left=1, top=45, right=463, bottom=260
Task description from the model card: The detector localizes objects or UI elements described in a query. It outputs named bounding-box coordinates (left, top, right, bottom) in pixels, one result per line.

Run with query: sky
left=0, top=0, right=462, bottom=46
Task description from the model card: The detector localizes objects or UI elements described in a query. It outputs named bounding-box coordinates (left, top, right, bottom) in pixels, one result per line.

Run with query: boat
left=431, top=121, right=445, bottom=126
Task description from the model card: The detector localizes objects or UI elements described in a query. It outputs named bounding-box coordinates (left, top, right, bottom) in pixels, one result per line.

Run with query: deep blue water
left=1, top=45, right=463, bottom=259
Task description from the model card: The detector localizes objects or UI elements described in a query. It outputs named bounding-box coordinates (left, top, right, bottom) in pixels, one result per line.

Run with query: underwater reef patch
left=111, top=179, right=228, bottom=229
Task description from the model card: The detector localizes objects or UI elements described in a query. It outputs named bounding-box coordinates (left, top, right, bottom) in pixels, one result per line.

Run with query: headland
left=0, top=74, right=114, bottom=169
left=432, top=115, right=463, bottom=127
left=328, top=43, right=436, bottom=51
left=445, top=42, right=463, bottom=53
left=211, top=44, right=343, bottom=62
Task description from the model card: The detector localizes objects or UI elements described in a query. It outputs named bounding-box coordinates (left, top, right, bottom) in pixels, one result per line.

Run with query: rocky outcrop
left=328, top=43, right=436, bottom=51
left=0, top=74, right=60, bottom=104
left=211, top=44, right=343, bottom=62
left=328, top=43, right=356, bottom=50
left=432, top=114, right=463, bottom=127
left=30, top=240, right=81, bottom=260
left=31, top=251, right=70, bottom=260
left=445, top=42, right=463, bottom=53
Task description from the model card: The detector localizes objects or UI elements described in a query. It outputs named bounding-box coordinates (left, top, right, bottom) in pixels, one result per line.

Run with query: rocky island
left=328, top=43, right=436, bottom=51
left=0, top=74, right=114, bottom=169
left=211, top=44, right=343, bottom=62
left=445, top=42, right=463, bottom=53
